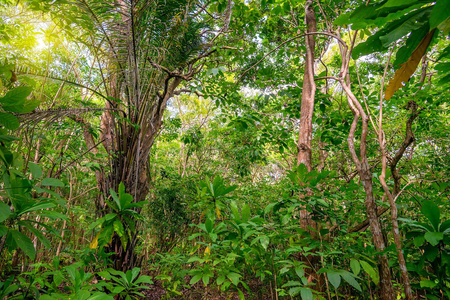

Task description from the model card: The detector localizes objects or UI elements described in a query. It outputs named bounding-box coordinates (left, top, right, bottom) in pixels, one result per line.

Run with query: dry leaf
left=385, top=29, right=436, bottom=100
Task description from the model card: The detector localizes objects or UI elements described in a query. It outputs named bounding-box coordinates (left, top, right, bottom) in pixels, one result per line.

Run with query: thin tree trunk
left=339, top=79, right=394, bottom=300
left=296, top=0, right=316, bottom=171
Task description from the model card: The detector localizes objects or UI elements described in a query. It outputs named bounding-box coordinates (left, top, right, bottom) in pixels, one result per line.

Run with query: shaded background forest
left=0, top=0, right=449, bottom=299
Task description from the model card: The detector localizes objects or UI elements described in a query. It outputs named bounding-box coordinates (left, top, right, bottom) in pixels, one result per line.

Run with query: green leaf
left=190, top=274, right=202, bottom=285
left=113, top=219, right=125, bottom=238
left=414, top=235, right=425, bottom=247
left=300, top=288, right=313, bottom=300
left=420, top=280, right=437, bottom=288
left=288, top=287, right=302, bottom=296
left=28, top=162, right=43, bottom=179
left=327, top=271, right=341, bottom=289
left=0, top=202, right=11, bottom=222
left=341, top=271, right=362, bottom=292
left=202, top=274, right=210, bottom=286
left=227, top=272, right=241, bottom=286
left=259, top=235, right=269, bottom=250
left=19, top=202, right=55, bottom=215
left=0, top=86, right=32, bottom=105
left=350, top=259, right=361, bottom=275
left=0, top=112, right=19, bottom=130
left=134, top=275, right=153, bottom=285
left=440, top=219, right=450, bottom=233
left=421, top=200, right=441, bottom=231
left=430, top=0, right=450, bottom=29
left=394, top=24, right=429, bottom=68
left=241, top=204, right=250, bottom=222
left=41, top=178, right=64, bottom=187
left=10, top=230, right=35, bottom=260
left=379, top=9, right=429, bottom=47
left=205, top=217, right=214, bottom=233
left=360, top=261, right=379, bottom=285
left=424, top=231, right=444, bottom=246
left=352, top=7, right=431, bottom=59
left=0, top=225, right=8, bottom=236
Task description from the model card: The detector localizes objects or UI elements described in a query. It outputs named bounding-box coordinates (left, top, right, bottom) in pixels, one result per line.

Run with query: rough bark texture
left=296, top=0, right=316, bottom=171
left=296, top=0, right=323, bottom=291
left=339, top=80, right=394, bottom=300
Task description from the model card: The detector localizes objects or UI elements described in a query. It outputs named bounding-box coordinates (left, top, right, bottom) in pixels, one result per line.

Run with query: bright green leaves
left=422, top=200, right=441, bottom=231
left=359, top=260, right=380, bottom=285
left=0, top=112, right=19, bottom=130
left=28, top=162, right=43, bottom=179
left=6, top=230, right=35, bottom=260
left=350, top=258, right=361, bottom=276
left=0, top=87, right=38, bottom=130
left=90, top=182, right=145, bottom=250
left=97, top=267, right=152, bottom=298
left=430, top=0, right=450, bottom=29
left=324, top=269, right=362, bottom=292
left=41, top=177, right=65, bottom=187
left=351, top=6, right=433, bottom=59
left=0, top=86, right=32, bottom=111
left=0, top=201, right=11, bottom=223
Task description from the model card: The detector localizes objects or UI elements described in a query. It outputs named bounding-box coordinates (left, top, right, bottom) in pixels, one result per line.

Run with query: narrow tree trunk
left=296, top=0, right=323, bottom=290
left=339, top=79, right=394, bottom=300
left=296, top=0, right=316, bottom=171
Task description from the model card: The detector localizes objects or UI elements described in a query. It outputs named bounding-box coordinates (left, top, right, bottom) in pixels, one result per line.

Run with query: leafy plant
left=98, top=267, right=153, bottom=300
left=402, top=200, right=450, bottom=298
left=89, top=182, right=146, bottom=251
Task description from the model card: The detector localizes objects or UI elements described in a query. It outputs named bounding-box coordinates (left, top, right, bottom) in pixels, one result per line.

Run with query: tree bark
left=296, top=0, right=316, bottom=171
left=339, top=79, right=394, bottom=300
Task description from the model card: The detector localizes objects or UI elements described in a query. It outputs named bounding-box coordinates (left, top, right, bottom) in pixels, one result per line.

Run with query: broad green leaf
left=295, top=267, right=304, bottom=278
left=420, top=280, right=437, bottom=288
left=190, top=274, right=202, bottom=285
left=430, top=0, right=450, bottom=29
left=394, top=24, right=429, bottom=68
left=421, top=200, right=441, bottom=231
left=134, top=275, right=153, bottom=285
left=0, top=225, right=8, bottom=236
left=0, top=135, right=18, bottom=142
left=227, top=272, right=241, bottom=286
left=260, top=235, right=269, bottom=250
left=41, top=178, right=64, bottom=187
left=440, top=219, right=450, bottom=233
left=380, top=0, right=423, bottom=8
left=350, top=259, right=361, bottom=275
left=87, top=293, right=114, bottom=300
left=202, top=274, right=210, bottom=286
left=360, top=261, right=379, bottom=285
left=131, top=267, right=140, bottom=282
left=0, top=202, right=11, bottom=222
left=341, top=271, right=362, bottom=292
left=0, top=112, right=19, bottom=130
left=28, top=162, right=43, bottom=179
left=205, top=217, right=214, bottom=233
left=288, top=286, right=302, bottom=296
left=113, top=219, right=125, bottom=238
left=424, top=231, right=444, bottom=246
left=241, top=204, right=250, bottom=222
left=379, top=9, right=430, bottom=47
left=327, top=271, right=341, bottom=289
left=352, top=7, right=431, bottom=59
left=0, top=86, right=32, bottom=105
left=300, top=288, right=313, bottom=300
left=10, top=230, right=35, bottom=260
left=414, top=235, right=425, bottom=247
left=19, top=202, right=55, bottom=215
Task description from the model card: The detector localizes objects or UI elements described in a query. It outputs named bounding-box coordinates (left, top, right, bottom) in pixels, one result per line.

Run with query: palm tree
left=24, top=0, right=232, bottom=270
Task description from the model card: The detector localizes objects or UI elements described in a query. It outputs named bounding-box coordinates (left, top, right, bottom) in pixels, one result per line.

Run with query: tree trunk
left=296, top=0, right=316, bottom=171
left=339, top=79, right=394, bottom=300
